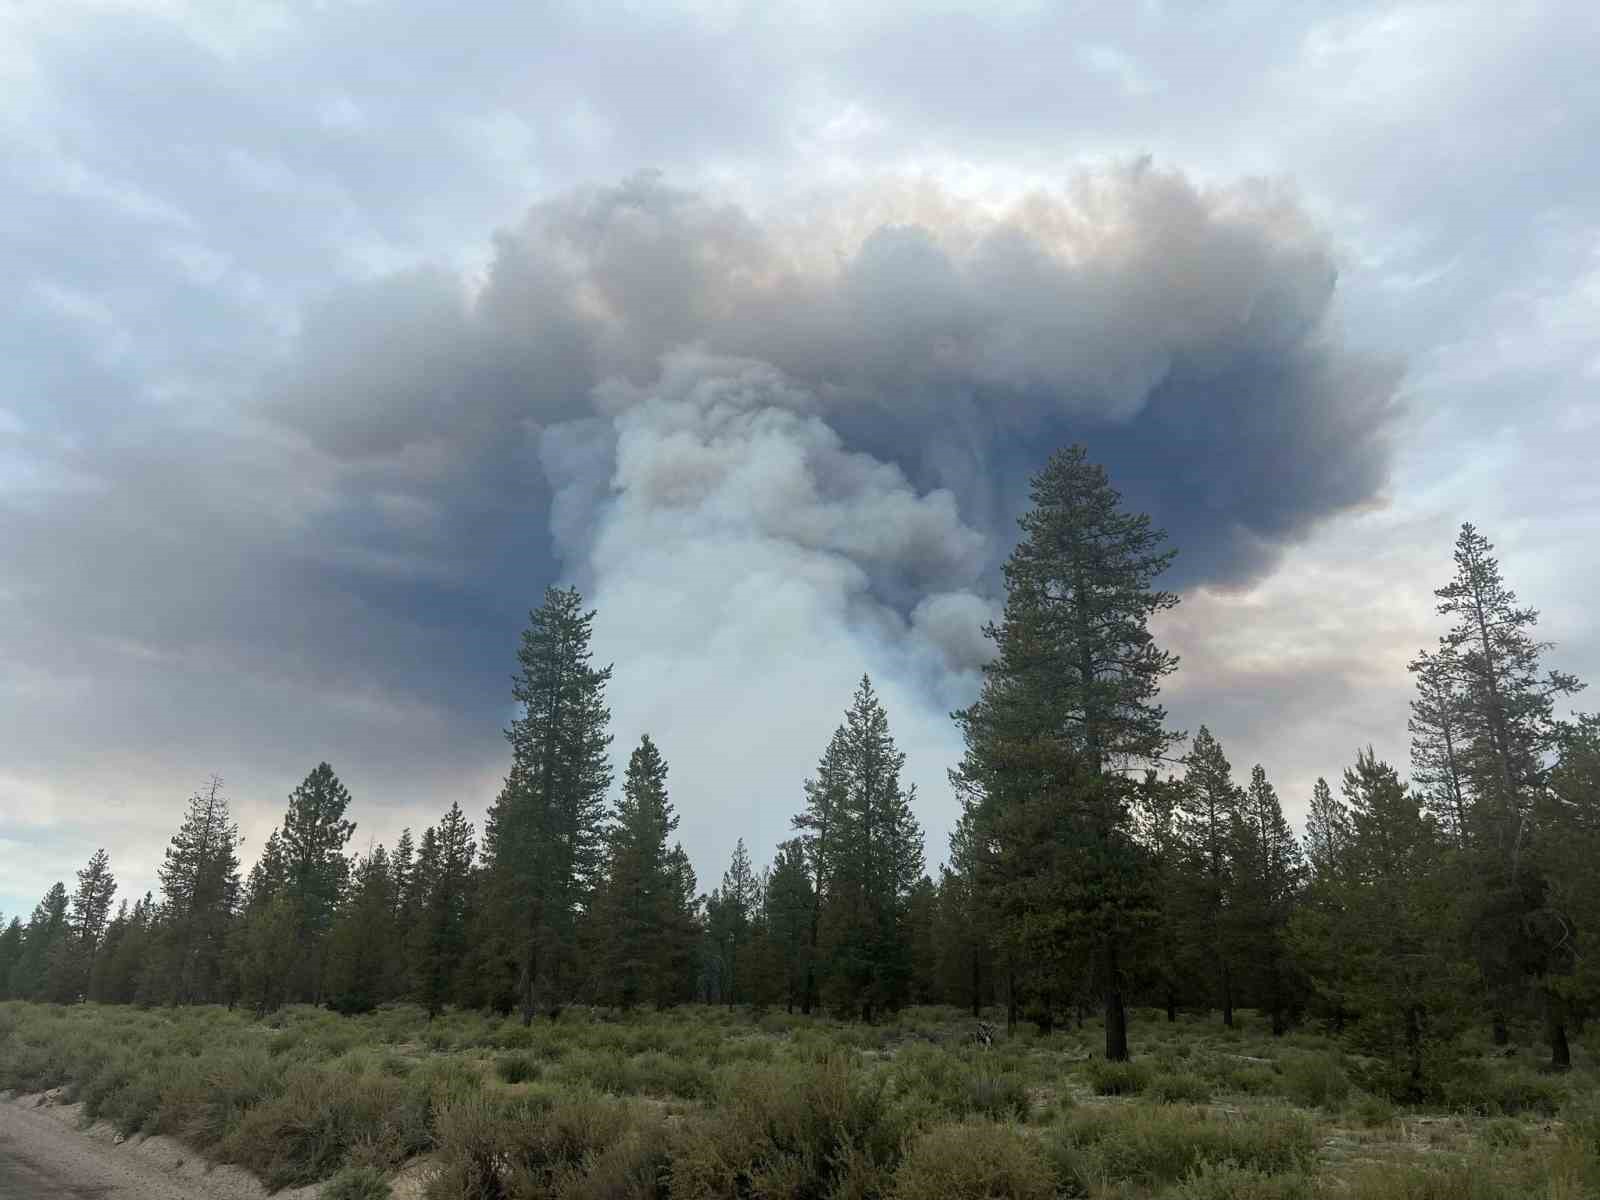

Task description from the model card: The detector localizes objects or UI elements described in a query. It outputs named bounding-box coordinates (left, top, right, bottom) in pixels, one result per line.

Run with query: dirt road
left=0, top=1096, right=316, bottom=1200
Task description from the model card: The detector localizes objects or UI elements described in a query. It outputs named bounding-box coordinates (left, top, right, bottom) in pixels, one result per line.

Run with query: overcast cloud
left=2, top=0, right=1596, bottom=918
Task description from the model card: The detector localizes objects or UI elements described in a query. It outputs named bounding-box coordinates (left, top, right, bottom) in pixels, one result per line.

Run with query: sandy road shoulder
left=0, top=1092, right=320, bottom=1200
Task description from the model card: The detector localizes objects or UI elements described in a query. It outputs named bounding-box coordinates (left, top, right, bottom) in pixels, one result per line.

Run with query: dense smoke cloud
left=274, top=165, right=1400, bottom=597
left=0, top=164, right=1403, bottom=906
left=255, top=165, right=1404, bottom=871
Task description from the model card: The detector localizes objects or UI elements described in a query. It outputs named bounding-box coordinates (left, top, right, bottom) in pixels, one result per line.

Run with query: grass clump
left=890, top=1044, right=1031, bottom=1121
left=1083, top=1057, right=1151, bottom=1096
left=892, top=1121, right=1056, bottom=1200
left=1048, top=1104, right=1317, bottom=1193
left=494, top=1052, right=541, bottom=1084
left=1147, top=1071, right=1212, bottom=1104
left=1279, top=1051, right=1350, bottom=1109
left=1171, top=1161, right=1315, bottom=1200
left=670, top=1055, right=906, bottom=1200
left=322, top=1163, right=392, bottom=1200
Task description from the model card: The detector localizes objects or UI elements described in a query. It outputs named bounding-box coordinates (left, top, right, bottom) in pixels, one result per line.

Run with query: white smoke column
left=549, top=350, right=993, bottom=877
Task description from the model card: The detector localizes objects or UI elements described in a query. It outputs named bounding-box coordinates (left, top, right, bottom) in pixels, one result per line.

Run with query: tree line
left=2, top=445, right=1594, bottom=1093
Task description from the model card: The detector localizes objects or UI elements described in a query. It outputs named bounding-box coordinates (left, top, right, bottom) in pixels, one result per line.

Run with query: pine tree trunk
left=1405, top=1004, right=1424, bottom=1095
left=1103, top=938, right=1129, bottom=1061
left=1548, top=992, right=1572, bottom=1072
left=1492, top=1012, right=1509, bottom=1046
left=970, top=953, right=981, bottom=1019
left=1006, top=967, right=1018, bottom=1034
left=1222, top=962, right=1234, bottom=1028
left=1166, top=991, right=1177, bottom=1023
left=519, top=939, right=538, bottom=1027
left=1550, top=1020, right=1571, bottom=1072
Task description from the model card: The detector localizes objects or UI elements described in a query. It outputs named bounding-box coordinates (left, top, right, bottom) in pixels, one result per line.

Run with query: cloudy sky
left=3, top=0, right=1596, bottom=920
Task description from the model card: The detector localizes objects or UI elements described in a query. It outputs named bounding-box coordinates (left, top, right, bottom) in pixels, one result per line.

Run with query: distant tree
left=904, top=875, right=941, bottom=1006
left=954, top=446, right=1181, bottom=1060
left=1410, top=524, right=1584, bottom=1054
left=590, top=735, right=696, bottom=1010
left=0, top=917, right=24, bottom=1000
left=1303, top=777, right=1352, bottom=883
left=91, top=893, right=155, bottom=1005
left=48, top=848, right=117, bottom=1002
left=708, top=838, right=760, bottom=1005
left=1136, top=770, right=1189, bottom=1022
left=10, top=882, right=69, bottom=1001
left=324, top=845, right=395, bottom=1015
left=387, top=827, right=417, bottom=998
left=793, top=728, right=848, bottom=1014
left=938, top=808, right=995, bottom=1019
left=1178, top=726, right=1243, bottom=1026
left=1292, top=777, right=1355, bottom=1032
left=1338, top=749, right=1468, bottom=1096
left=761, top=839, right=815, bottom=1013
left=813, top=677, right=924, bottom=1022
left=1416, top=524, right=1583, bottom=855
left=483, top=586, right=613, bottom=1023
left=416, top=803, right=476, bottom=1019
left=1227, top=765, right=1306, bottom=1034
left=155, top=776, right=243, bottom=1005
left=1534, top=714, right=1600, bottom=1066
left=278, top=762, right=358, bottom=1003
left=1408, top=653, right=1473, bottom=847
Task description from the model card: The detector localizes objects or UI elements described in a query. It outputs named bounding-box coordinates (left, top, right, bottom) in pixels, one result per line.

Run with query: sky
left=2, top=0, right=1597, bottom=921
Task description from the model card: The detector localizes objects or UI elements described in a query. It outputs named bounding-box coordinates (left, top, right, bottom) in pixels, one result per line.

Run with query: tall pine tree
left=483, top=586, right=613, bottom=1023
left=954, top=446, right=1179, bottom=1059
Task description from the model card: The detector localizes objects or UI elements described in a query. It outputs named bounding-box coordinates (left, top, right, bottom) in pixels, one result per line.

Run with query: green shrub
left=1351, top=1093, right=1397, bottom=1127
left=322, top=1163, right=392, bottom=1200
left=218, top=1067, right=429, bottom=1189
left=892, top=1121, right=1056, bottom=1200
left=1083, top=1058, right=1151, bottom=1096
left=1279, top=1052, right=1350, bottom=1108
left=671, top=1056, right=907, bottom=1200
left=1170, top=1161, right=1315, bottom=1200
left=1048, top=1104, right=1316, bottom=1193
left=1436, top=1062, right=1566, bottom=1116
left=495, top=1052, right=541, bottom=1084
left=1147, top=1071, right=1212, bottom=1104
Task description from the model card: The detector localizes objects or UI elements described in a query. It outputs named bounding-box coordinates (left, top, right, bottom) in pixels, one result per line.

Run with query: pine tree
left=48, top=848, right=116, bottom=1002
left=1293, top=777, right=1355, bottom=1032
left=939, top=806, right=995, bottom=1019
left=1178, top=726, right=1243, bottom=1026
left=590, top=735, right=695, bottom=1010
left=388, top=827, right=417, bottom=998
left=1137, top=771, right=1189, bottom=1022
left=10, top=882, right=69, bottom=1000
left=416, top=803, right=476, bottom=1019
left=1334, top=748, right=1468, bottom=1096
left=484, top=586, right=614, bottom=1023
left=0, top=917, right=24, bottom=1000
left=813, top=677, right=924, bottom=1022
left=709, top=838, right=760, bottom=1005
left=92, top=894, right=154, bottom=1005
left=1534, top=714, right=1600, bottom=1067
left=761, top=839, right=815, bottom=1013
left=278, top=763, right=357, bottom=1002
left=1408, top=653, right=1474, bottom=847
left=1228, top=765, right=1306, bottom=1034
left=1415, top=523, right=1583, bottom=856
left=1410, top=524, right=1584, bottom=1054
left=233, top=829, right=295, bottom=1013
left=1303, top=777, right=1352, bottom=883
left=156, top=776, right=243, bottom=1004
left=325, top=845, right=395, bottom=1014
left=793, top=728, right=848, bottom=1013
left=954, top=446, right=1178, bottom=1059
